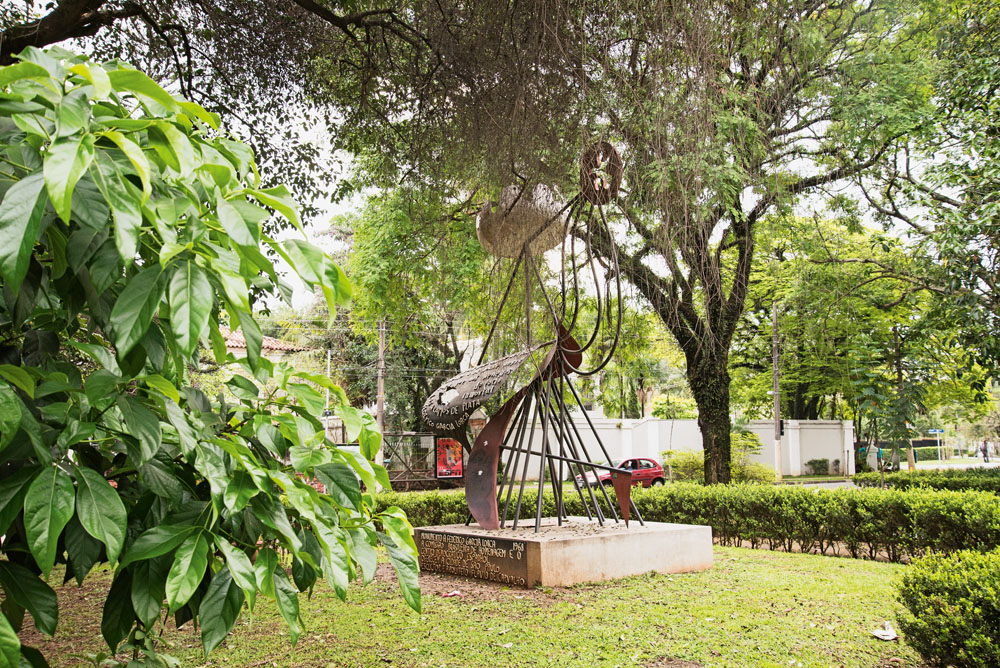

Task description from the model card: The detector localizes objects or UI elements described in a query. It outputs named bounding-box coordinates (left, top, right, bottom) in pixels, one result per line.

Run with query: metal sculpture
left=422, top=142, right=643, bottom=532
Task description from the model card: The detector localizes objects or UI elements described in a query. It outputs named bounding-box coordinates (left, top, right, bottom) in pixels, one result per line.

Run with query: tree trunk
left=688, top=358, right=732, bottom=484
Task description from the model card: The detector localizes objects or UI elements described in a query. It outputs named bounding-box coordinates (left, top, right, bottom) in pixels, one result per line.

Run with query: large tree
left=322, top=0, right=937, bottom=483
left=5, top=1, right=941, bottom=483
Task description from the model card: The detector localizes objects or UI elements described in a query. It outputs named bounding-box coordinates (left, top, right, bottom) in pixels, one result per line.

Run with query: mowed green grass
left=28, top=547, right=924, bottom=668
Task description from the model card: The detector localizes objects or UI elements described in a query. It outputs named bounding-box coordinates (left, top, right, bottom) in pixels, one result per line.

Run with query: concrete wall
left=500, top=413, right=854, bottom=479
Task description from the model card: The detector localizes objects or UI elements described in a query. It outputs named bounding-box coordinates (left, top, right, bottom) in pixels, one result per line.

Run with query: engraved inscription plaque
left=416, top=530, right=529, bottom=586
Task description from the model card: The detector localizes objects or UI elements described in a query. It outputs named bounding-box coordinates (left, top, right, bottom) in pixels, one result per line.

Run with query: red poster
left=436, top=437, right=464, bottom=478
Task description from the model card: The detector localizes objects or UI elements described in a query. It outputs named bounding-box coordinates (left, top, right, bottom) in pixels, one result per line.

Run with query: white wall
left=499, top=414, right=854, bottom=479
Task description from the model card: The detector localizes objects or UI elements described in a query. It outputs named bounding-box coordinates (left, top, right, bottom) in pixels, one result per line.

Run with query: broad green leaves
left=0, top=49, right=420, bottom=668
left=165, top=532, right=209, bottom=611
left=200, top=568, right=244, bottom=655
left=0, top=171, right=47, bottom=292
left=44, top=135, right=95, bottom=223
left=23, top=467, right=75, bottom=576
left=168, top=261, right=212, bottom=356
left=110, top=265, right=165, bottom=357
left=74, top=466, right=127, bottom=563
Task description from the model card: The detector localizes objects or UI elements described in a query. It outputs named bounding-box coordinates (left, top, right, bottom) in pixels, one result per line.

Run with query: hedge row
left=375, top=483, right=1000, bottom=562
left=853, top=468, right=1000, bottom=494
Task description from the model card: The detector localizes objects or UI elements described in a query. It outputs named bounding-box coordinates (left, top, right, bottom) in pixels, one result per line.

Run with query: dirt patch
left=642, top=658, right=703, bottom=667
left=372, top=562, right=576, bottom=604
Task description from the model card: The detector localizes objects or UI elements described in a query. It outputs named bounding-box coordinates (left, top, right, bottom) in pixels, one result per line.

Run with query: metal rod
left=477, top=254, right=523, bottom=366
left=511, top=386, right=541, bottom=529
left=499, top=392, right=533, bottom=527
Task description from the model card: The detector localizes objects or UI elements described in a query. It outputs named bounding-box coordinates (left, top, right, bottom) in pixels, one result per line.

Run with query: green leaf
left=165, top=531, right=209, bottom=612
left=92, top=158, right=142, bottom=263
left=235, top=310, right=262, bottom=371
left=225, top=374, right=259, bottom=402
left=149, top=122, right=194, bottom=175
left=116, top=395, right=162, bottom=466
left=380, top=532, right=421, bottom=613
left=200, top=567, right=245, bottom=656
left=18, top=645, right=49, bottom=668
left=271, top=567, right=300, bottom=646
left=168, top=261, right=213, bottom=357
left=223, top=471, right=258, bottom=511
left=381, top=508, right=418, bottom=560
left=215, top=539, right=257, bottom=612
left=313, top=523, right=349, bottom=601
left=55, top=88, right=90, bottom=137
left=0, top=171, right=47, bottom=292
left=107, top=68, right=179, bottom=112
left=44, top=135, right=95, bottom=223
left=130, top=556, right=168, bottom=628
left=0, top=385, right=20, bottom=451
left=142, top=373, right=180, bottom=403
left=69, top=62, right=111, bottom=98
left=289, top=445, right=331, bottom=472
left=84, top=369, right=121, bottom=405
left=0, top=61, right=50, bottom=90
left=23, top=467, right=75, bottom=576
left=0, top=610, right=20, bottom=668
left=0, top=562, right=57, bottom=637
left=64, top=515, right=102, bottom=585
left=216, top=194, right=255, bottom=247
left=314, top=462, right=362, bottom=511
left=0, top=366, right=34, bottom=398
left=100, top=572, right=134, bottom=653
left=348, top=528, right=378, bottom=585
left=74, top=466, right=127, bottom=564
left=248, top=185, right=300, bottom=230
left=0, top=467, right=38, bottom=536
left=254, top=548, right=277, bottom=599
left=358, top=424, right=381, bottom=462
left=119, top=524, right=199, bottom=568
left=101, top=130, right=151, bottom=202
left=110, top=264, right=165, bottom=357
left=336, top=405, right=363, bottom=442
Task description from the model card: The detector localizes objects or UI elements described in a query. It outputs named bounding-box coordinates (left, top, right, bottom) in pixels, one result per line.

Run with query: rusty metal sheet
left=465, top=325, right=583, bottom=529
left=610, top=469, right=633, bottom=526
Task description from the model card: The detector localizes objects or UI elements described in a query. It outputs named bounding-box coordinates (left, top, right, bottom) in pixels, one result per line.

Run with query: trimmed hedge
left=896, top=549, right=1000, bottom=668
left=375, top=484, right=1000, bottom=562
left=853, top=468, right=1000, bottom=494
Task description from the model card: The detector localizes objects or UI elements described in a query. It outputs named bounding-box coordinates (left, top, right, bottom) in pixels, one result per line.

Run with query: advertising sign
left=435, top=437, right=464, bottom=479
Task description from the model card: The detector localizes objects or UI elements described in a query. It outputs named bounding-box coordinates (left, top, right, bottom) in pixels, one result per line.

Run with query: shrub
left=661, top=450, right=705, bottom=482
left=854, top=468, right=1000, bottom=494
left=805, top=458, right=830, bottom=475
left=383, top=484, right=1000, bottom=562
left=896, top=549, right=1000, bottom=668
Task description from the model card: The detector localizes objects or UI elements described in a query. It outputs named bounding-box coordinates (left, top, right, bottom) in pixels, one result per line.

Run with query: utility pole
left=323, top=348, right=331, bottom=439
left=375, top=318, right=386, bottom=468
left=772, top=300, right=783, bottom=482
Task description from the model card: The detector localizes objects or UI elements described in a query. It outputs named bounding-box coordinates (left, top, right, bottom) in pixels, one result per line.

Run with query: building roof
left=219, top=327, right=313, bottom=353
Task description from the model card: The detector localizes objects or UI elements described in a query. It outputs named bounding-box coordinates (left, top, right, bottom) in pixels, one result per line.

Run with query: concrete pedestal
left=415, top=517, right=713, bottom=587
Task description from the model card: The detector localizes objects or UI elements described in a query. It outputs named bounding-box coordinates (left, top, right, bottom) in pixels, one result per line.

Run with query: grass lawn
left=24, top=546, right=924, bottom=668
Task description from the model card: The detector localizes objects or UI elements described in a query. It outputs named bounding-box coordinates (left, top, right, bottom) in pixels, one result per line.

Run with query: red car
left=575, top=458, right=666, bottom=488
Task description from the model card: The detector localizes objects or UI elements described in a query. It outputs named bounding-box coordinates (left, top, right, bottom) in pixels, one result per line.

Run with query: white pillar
left=788, top=420, right=802, bottom=476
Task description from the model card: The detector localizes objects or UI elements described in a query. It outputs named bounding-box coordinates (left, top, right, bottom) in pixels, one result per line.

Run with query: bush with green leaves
left=661, top=431, right=774, bottom=484
left=380, top=484, right=1000, bottom=562
left=896, top=549, right=1000, bottom=668
left=805, top=458, right=830, bottom=475
left=0, top=48, right=419, bottom=668
left=854, top=468, right=1000, bottom=494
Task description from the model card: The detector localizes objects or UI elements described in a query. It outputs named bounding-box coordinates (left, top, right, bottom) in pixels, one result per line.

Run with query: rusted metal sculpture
left=422, top=142, right=643, bottom=532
